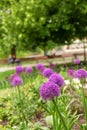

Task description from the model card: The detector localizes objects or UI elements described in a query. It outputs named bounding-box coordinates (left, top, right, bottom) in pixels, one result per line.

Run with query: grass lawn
left=0, top=70, right=14, bottom=81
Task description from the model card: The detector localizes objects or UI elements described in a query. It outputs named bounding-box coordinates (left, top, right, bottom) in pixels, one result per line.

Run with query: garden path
left=0, top=64, right=34, bottom=72
left=0, top=53, right=84, bottom=72
left=0, top=63, right=49, bottom=72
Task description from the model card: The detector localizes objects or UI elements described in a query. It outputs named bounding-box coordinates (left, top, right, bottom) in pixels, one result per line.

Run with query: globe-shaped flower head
left=10, top=73, right=19, bottom=82
left=25, top=66, right=33, bottom=75
left=40, top=81, right=60, bottom=100
left=49, top=73, right=64, bottom=87
left=15, top=66, right=24, bottom=74
left=67, top=69, right=75, bottom=77
left=36, top=63, right=44, bottom=72
left=49, top=63, right=55, bottom=69
left=73, top=69, right=87, bottom=79
left=74, top=59, right=80, bottom=64
left=11, top=76, right=23, bottom=87
left=42, top=68, right=54, bottom=78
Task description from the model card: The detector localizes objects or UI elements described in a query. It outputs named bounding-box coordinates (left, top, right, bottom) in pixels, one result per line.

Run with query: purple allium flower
left=15, top=66, right=24, bottom=74
left=10, top=73, right=19, bottom=82
left=36, top=63, right=44, bottom=72
left=67, top=69, right=75, bottom=77
left=49, top=73, right=64, bottom=87
left=25, top=66, right=33, bottom=75
left=73, top=69, right=87, bottom=79
left=11, top=76, right=23, bottom=87
left=42, top=68, right=54, bottom=78
left=74, top=59, right=80, bottom=64
left=40, top=81, right=60, bottom=100
left=49, top=63, right=55, bottom=69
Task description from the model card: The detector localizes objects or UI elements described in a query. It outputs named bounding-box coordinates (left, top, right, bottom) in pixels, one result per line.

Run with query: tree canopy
left=0, top=0, right=87, bottom=52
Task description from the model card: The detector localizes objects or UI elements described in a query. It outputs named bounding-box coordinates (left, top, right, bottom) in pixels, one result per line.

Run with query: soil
left=0, top=119, right=8, bottom=127
left=0, top=111, right=85, bottom=130
left=73, top=115, right=85, bottom=130
left=34, top=111, right=85, bottom=130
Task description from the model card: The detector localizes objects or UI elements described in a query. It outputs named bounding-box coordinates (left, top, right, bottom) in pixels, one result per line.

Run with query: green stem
left=52, top=99, right=68, bottom=130
left=17, top=86, right=28, bottom=125
left=56, top=111, right=59, bottom=130
left=55, top=97, right=59, bottom=129
left=77, top=64, right=78, bottom=70
left=17, top=86, right=21, bottom=100
left=81, top=82, right=87, bottom=124
left=52, top=113, right=56, bottom=130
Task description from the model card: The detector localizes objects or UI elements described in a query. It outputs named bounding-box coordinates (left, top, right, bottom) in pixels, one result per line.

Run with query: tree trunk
left=11, top=45, right=16, bottom=62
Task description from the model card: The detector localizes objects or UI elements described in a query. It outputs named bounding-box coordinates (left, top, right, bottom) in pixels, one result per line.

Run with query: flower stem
left=52, top=113, right=56, bottom=130
left=81, top=82, right=87, bottom=124
left=17, top=86, right=28, bottom=125
left=52, top=99, right=68, bottom=130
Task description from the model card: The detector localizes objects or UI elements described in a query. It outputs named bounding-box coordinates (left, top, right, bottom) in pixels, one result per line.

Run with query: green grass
left=0, top=88, right=11, bottom=98
left=0, top=70, right=14, bottom=81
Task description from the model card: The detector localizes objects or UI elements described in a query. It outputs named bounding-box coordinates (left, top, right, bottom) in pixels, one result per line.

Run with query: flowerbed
left=0, top=60, right=87, bottom=129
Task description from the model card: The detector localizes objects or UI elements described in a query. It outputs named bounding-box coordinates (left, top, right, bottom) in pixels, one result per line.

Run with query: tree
left=1, top=0, right=87, bottom=54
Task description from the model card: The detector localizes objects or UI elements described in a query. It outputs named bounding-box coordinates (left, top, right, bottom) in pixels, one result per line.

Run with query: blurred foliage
left=0, top=0, right=87, bottom=53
